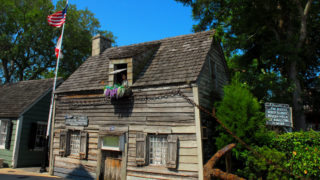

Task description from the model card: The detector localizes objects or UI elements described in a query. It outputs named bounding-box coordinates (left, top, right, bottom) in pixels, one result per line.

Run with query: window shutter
left=28, top=123, right=37, bottom=150
left=166, top=135, right=178, bottom=169
left=119, top=134, right=125, bottom=152
left=5, top=121, right=12, bottom=150
left=79, top=131, right=88, bottom=160
left=136, top=132, right=146, bottom=165
left=59, top=130, right=68, bottom=157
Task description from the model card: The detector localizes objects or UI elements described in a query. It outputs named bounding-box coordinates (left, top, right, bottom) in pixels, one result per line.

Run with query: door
left=101, top=151, right=122, bottom=180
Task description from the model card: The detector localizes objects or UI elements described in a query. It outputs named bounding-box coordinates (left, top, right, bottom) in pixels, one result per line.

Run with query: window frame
left=108, top=58, right=133, bottom=87
left=33, top=122, right=47, bottom=151
left=68, top=130, right=81, bottom=156
left=0, top=119, right=9, bottom=149
left=147, top=134, right=168, bottom=166
left=100, top=134, right=125, bottom=151
left=113, top=63, right=127, bottom=86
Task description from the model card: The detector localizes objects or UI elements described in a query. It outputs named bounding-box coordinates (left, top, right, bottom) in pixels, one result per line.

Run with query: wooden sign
left=65, top=115, right=88, bottom=126
left=265, top=103, right=292, bottom=127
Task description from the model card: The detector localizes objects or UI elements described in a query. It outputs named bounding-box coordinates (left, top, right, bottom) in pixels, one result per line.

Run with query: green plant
left=237, top=146, right=288, bottom=180
left=215, top=74, right=271, bottom=154
left=270, top=131, right=320, bottom=179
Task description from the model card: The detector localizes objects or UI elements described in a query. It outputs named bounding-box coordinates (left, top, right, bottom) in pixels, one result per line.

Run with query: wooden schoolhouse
left=0, top=78, right=61, bottom=167
left=49, top=30, right=229, bottom=180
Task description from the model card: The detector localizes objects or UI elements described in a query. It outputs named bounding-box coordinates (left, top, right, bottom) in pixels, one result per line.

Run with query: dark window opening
left=114, top=64, right=127, bottom=86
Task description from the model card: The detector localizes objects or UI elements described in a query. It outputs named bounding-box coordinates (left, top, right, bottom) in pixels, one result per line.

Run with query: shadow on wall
left=65, top=164, right=95, bottom=180
left=111, top=96, right=134, bottom=118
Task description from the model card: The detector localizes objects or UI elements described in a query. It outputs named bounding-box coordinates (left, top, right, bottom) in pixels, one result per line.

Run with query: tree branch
left=295, top=0, right=314, bottom=49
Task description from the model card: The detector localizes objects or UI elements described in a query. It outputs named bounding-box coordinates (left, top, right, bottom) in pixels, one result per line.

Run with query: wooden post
left=225, top=151, right=232, bottom=173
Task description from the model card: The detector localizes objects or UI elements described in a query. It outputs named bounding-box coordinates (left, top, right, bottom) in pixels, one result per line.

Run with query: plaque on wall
left=65, top=114, right=88, bottom=126
left=265, top=103, right=292, bottom=127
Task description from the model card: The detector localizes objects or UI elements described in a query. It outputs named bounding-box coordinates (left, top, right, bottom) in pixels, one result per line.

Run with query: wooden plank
left=179, top=141, right=197, bottom=148
left=55, top=156, right=97, bottom=167
left=126, top=166, right=198, bottom=177
left=179, top=148, right=198, bottom=156
left=179, top=156, right=198, bottom=164
left=178, top=163, right=199, bottom=172
left=171, top=126, right=196, bottom=133
left=192, top=86, right=204, bottom=180
left=129, top=126, right=171, bottom=133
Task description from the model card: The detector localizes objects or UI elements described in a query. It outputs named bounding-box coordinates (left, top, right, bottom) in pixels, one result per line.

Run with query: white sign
left=265, top=103, right=292, bottom=127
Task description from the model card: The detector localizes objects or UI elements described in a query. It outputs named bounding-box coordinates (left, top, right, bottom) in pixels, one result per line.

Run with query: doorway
left=101, top=150, right=122, bottom=180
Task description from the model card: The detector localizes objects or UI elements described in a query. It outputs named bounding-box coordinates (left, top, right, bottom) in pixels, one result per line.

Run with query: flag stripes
left=55, top=35, right=62, bottom=58
left=47, top=5, right=68, bottom=27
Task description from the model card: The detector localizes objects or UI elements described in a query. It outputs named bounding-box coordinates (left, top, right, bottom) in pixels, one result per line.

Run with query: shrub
left=237, top=131, right=320, bottom=179
left=270, top=130, right=320, bottom=179
left=215, top=75, right=271, bottom=153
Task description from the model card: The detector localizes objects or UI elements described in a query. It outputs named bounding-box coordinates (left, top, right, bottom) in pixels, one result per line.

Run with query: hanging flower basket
left=103, top=84, right=130, bottom=99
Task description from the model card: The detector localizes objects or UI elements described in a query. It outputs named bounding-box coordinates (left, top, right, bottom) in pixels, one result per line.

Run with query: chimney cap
left=92, top=34, right=112, bottom=56
left=92, top=34, right=111, bottom=41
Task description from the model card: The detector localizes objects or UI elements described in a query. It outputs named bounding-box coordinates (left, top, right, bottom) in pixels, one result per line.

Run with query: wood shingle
left=0, top=78, right=60, bottom=117
left=55, top=30, right=215, bottom=93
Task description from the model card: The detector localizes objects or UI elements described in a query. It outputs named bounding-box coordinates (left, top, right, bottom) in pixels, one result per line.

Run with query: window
left=0, top=120, right=9, bottom=149
left=135, top=133, right=178, bottom=168
left=101, top=134, right=125, bottom=151
left=69, top=130, right=81, bottom=155
left=149, top=135, right=168, bottom=165
left=34, top=123, right=47, bottom=149
left=113, top=64, right=127, bottom=86
left=102, top=135, right=120, bottom=151
left=28, top=122, right=47, bottom=150
left=59, top=130, right=88, bottom=159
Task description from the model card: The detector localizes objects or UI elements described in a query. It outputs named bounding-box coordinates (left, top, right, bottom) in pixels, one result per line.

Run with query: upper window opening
left=114, top=64, right=127, bottom=86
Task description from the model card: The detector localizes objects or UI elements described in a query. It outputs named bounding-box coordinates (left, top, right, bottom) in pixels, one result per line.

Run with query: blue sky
left=54, top=0, right=196, bottom=46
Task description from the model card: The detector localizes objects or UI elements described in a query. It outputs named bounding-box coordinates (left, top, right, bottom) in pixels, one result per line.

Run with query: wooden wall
left=0, top=119, right=17, bottom=167
left=17, top=92, right=51, bottom=167
left=52, top=85, right=200, bottom=179
left=197, top=42, right=229, bottom=162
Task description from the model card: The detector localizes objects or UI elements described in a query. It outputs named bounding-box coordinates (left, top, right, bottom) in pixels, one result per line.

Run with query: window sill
left=101, top=147, right=120, bottom=151
left=29, top=148, right=44, bottom=151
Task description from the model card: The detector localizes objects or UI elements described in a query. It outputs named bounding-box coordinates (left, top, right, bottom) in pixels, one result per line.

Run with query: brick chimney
left=92, top=34, right=111, bottom=56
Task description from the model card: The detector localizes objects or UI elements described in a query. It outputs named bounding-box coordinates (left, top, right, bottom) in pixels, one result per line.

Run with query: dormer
left=108, top=58, right=133, bottom=87
left=107, top=43, right=161, bottom=88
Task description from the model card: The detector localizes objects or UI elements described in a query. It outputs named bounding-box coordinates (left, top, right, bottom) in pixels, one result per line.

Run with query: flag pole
left=42, top=0, right=68, bottom=173
left=46, top=15, right=66, bottom=138
left=46, top=0, right=68, bottom=138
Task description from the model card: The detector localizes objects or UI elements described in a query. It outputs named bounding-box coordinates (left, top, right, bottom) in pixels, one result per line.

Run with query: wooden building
left=50, top=30, right=229, bottom=180
left=0, top=78, right=61, bottom=167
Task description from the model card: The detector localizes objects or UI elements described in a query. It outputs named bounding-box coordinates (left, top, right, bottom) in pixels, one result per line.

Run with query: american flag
left=47, top=5, right=68, bottom=28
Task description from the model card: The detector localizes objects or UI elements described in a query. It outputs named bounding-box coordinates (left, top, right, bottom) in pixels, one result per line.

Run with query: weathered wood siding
left=0, top=119, right=17, bottom=167
left=17, top=92, right=51, bottom=167
left=197, top=42, right=229, bottom=162
left=52, top=85, right=199, bottom=179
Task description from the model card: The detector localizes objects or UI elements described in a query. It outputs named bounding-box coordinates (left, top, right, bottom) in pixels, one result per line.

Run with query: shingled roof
left=0, top=78, right=59, bottom=118
left=55, top=30, right=216, bottom=93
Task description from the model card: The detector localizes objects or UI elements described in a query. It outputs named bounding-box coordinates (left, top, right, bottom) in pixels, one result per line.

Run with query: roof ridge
left=104, top=30, right=215, bottom=52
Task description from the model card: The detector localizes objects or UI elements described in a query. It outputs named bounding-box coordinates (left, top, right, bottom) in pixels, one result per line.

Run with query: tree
left=176, top=0, right=320, bottom=130
left=215, top=75, right=269, bottom=151
left=0, top=0, right=115, bottom=83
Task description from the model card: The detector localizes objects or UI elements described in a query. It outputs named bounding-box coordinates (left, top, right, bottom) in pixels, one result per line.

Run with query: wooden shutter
left=28, top=123, right=37, bottom=150
left=166, top=135, right=178, bottom=169
left=5, top=121, right=12, bottom=150
left=59, top=130, right=68, bottom=157
left=79, top=131, right=88, bottom=160
left=136, top=132, right=146, bottom=165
